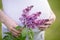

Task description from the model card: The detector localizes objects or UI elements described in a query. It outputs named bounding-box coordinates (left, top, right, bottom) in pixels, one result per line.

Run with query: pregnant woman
left=0, top=0, right=56, bottom=40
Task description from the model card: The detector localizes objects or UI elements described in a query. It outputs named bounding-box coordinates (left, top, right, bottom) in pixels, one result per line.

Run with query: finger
left=38, top=25, right=49, bottom=31
left=12, top=31, right=20, bottom=37
left=39, top=25, right=49, bottom=28
left=10, top=29, right=21, bottom=37
left=12, top=31, right=18, bottom=36
left=8, top=29, right=19, bottom=37
left=11, top=27, right=20, bottom=34
left=44, top=19, right=54, bottom=25
left=44, top=22, right=52, bottom=25
left=8, top=27, right=21, bottom=37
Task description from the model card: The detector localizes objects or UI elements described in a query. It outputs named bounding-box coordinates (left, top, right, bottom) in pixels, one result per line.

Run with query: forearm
left=0, top=10, right=18, bottom=28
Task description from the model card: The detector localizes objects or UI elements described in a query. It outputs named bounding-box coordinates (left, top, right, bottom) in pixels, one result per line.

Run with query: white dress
left=2, top=0, right=53, bottom=40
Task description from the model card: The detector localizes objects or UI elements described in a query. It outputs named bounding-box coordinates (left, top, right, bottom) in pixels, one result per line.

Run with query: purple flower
left=19, top=5, right=49, bottom=28
left=23, top=5, right=33, bottom=13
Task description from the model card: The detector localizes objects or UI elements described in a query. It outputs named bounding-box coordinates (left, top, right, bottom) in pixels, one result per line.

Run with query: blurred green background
left=45, top=0, right=60, bottom=40
left=0, top=0, right=2, bottom=40
left=0, top=0, right=60, bottom=40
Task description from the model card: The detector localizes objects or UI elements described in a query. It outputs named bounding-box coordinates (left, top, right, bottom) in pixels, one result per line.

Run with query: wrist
left=0, top=10, right=4, bottom=22
left=0, top=10, right=18, bottom=28
left=0, top=10, right=6, bottom=23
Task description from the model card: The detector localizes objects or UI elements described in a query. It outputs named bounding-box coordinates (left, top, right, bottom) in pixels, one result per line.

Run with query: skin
left=0, top=10, right=21, bottom=37
left=0, top=9, right=56, bottom=36
left=39, top=11, right=56, bottom=31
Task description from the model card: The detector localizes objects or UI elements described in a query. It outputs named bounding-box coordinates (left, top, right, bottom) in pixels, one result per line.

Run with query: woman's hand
left=38, top=19, right=53, bottom=31
left=0, top=9, right=23, bottom=37
left=8, top=26, right=23, bottom=37
left=38, top=13, right=56, bottom=31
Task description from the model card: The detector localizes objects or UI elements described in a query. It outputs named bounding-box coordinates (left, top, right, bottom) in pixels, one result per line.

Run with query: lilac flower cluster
left=19, top=5, right=49, bottom=28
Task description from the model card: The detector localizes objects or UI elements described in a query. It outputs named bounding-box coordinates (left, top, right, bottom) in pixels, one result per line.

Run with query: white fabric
left=2, top=0, right=53, bottom=40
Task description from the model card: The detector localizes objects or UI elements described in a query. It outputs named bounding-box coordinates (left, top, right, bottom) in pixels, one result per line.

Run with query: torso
left=2, top=0, right=52, bottom=25
left=2, top=0, right=53, bottom=40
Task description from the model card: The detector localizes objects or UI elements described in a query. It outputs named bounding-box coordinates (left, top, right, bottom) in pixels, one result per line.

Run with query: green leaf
left=21, top=28, right=28, bottom=37
left=3, top=32, right=18, bottom=40
left=15, top=26, right=21, bottom=30
left=28, top=28, right=34, bottom=40
left=3, top=26, right=34, bottom=40
left=3, top=34, right=13, bottom=40
left=4, top=32, right=12, bottom=35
